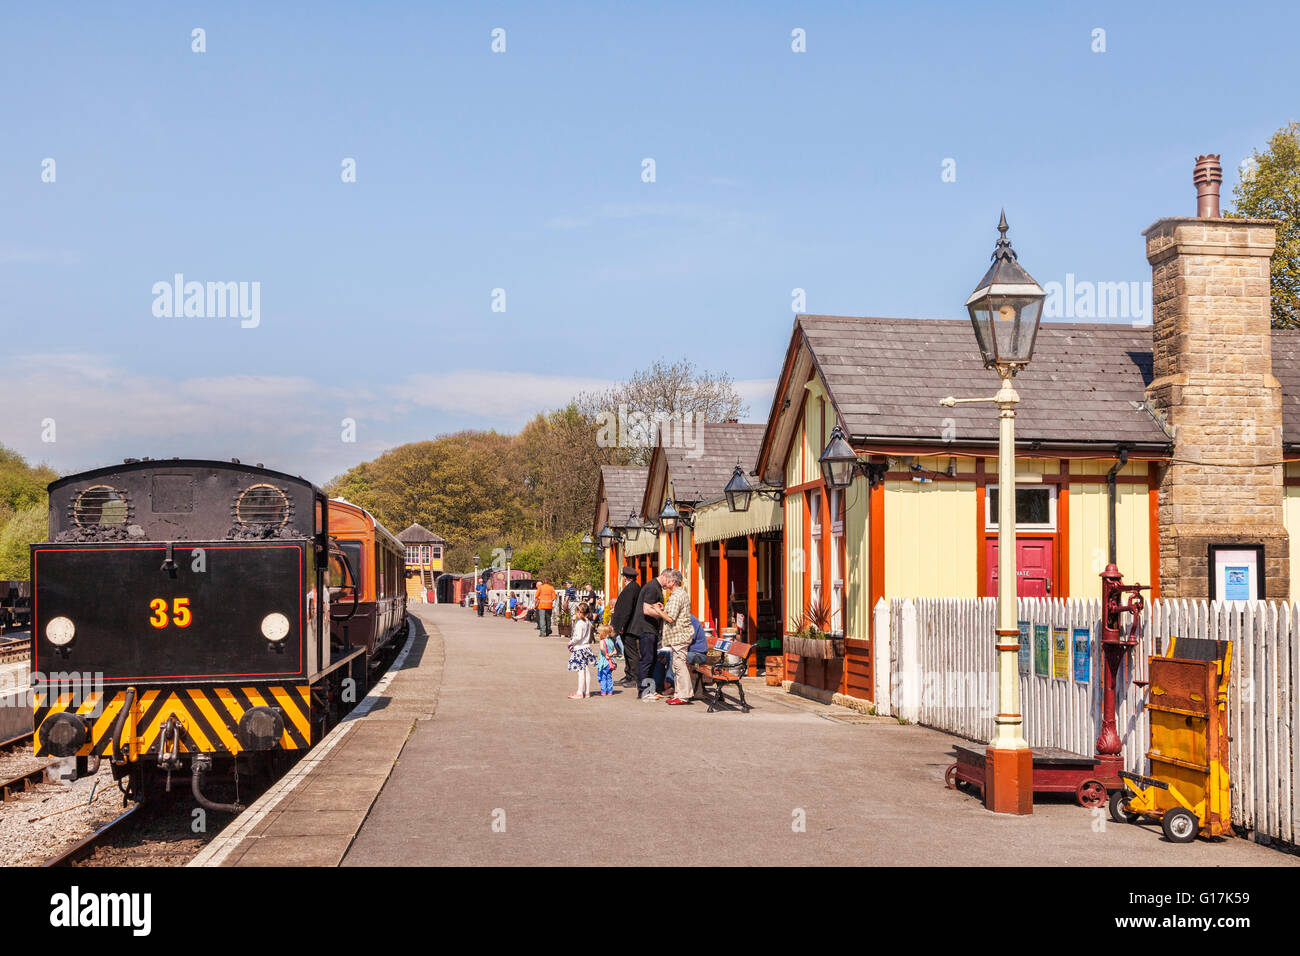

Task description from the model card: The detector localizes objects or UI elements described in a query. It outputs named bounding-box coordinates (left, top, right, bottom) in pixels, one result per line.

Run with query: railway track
left=44, top=803, right=144, bottom=867
left=0, top=636, right=31, bottom=664
left=1, top=758, right=49, bottom=801
left=0, top=730, right=34, bottom=753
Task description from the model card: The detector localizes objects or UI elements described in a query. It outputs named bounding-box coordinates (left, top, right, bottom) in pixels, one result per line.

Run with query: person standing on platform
left=657, top=569, right=695, bottom=705
left=535, top=578, right=557, bottom=636
left=630, top=571, right=668, bottom=700
left=610, top=567, right=641, bottom=686
left=475, top=579, right=487, bottom=618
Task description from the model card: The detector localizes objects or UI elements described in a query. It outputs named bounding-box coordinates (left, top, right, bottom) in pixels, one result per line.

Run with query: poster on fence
left=1034, top=624, right=1050, bottom=676
left=1072, top=626, right=1091, bottom=683
left=1018, top=621, right=1030, bottom=674
left=1052, top=627, right=1069, bottom=679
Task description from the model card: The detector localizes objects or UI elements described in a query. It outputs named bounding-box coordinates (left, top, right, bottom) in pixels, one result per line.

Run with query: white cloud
left=0, top=355, right=777, bottom=484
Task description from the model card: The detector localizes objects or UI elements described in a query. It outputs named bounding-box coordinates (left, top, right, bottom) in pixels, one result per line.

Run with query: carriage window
left=339, top=542, right=363, bottom=591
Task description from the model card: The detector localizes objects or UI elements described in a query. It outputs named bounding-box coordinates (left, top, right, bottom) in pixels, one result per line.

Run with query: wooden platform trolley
left=1111, top=636, right=1233, bottom=843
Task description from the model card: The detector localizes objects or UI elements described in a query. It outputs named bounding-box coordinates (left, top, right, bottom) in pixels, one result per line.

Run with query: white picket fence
left=874, top=596, right=1300, bottom=846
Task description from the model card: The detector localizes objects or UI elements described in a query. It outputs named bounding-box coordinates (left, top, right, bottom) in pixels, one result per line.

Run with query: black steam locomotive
left=30, top=458, right=406, bottom=810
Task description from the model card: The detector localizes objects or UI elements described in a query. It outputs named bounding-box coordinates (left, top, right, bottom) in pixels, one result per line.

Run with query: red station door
left=986, top=538, right=1054, bottom=597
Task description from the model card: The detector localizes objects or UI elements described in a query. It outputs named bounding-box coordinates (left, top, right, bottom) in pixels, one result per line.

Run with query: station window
left=985, top=485, right=1056, bottom=531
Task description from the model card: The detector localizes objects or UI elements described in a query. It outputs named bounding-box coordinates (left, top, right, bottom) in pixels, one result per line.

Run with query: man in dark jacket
left=609, top=567, right=641, bottom=686
left=629, top=572, right=667, bottom=698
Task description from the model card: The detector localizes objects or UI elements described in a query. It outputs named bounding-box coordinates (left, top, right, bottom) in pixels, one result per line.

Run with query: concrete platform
left=189, top=610, right=443, bottom=867
left=341, top=605, right=1297, bottom=867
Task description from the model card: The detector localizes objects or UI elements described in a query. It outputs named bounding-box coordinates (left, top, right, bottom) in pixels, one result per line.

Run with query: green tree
left=1230, top=121, right=1300, bottom=328
left=0, top=503, right=46, bottom=580
left=327, top=430, right=523, bottom=552
left=0, top=445, right=56, bottom=527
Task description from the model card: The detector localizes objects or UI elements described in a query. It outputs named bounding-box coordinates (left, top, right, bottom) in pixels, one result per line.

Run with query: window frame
left=984, top=483, right=1057, bottom=532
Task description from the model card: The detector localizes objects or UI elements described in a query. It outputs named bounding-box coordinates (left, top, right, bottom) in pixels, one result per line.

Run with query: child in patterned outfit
left=567, top=603, right=597, bottom=699
left=594, top=624, right=618, bottom=696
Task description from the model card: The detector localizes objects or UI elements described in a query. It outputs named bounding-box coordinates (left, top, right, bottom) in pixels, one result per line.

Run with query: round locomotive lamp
left=964, top=211, right=1046, bottom=373
left=818, top=425, right=860, bottom=490
left=38, top=712, right=87, bottom=757
left=724, top=466, right=754, bottom=513
left=580, top=533, right=594, bottom=554
left=260, top=612, right=290, bottom=642
left=45, top=615, right=76, bottom=647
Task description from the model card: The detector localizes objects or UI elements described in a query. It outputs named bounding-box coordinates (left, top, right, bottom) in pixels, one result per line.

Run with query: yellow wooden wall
left=1067, top=459, right=1151, bottom=599
left=883, top=478, right=978, bottom=598
left=844, top=472, right=871, bottom=640
left=784, top=493, right=804, bottom=632
left=1285, top=463, right=1300, bottom=603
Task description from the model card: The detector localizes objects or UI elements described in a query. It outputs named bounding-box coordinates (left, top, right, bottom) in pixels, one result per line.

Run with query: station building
left=594, top=464, right=649, bottom=598
left=397, top=522, right=445, bottom=603
left=592, top=175, right=1300, bottom=705
left=746, top=198, right=1300, bottom=700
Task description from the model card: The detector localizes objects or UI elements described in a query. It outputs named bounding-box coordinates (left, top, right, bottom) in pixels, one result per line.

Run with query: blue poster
left=1224, top=566, right=1251, bottom=601
left=1017, top=621, right=1030, bottom=674
left=1072, top=626, right=1091, bottom=684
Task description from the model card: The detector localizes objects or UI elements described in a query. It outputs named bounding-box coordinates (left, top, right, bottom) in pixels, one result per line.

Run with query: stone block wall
left=1144, top=217, right=1289, bottom=599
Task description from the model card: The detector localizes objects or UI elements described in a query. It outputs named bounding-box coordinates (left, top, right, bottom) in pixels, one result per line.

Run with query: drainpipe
left=1106, top=448, right=1130, bottom=566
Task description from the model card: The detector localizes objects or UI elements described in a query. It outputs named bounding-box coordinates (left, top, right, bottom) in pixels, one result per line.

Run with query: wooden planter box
left=557, top=622, right=573, bottom=637
left=785, top=634, right=844, bottom=660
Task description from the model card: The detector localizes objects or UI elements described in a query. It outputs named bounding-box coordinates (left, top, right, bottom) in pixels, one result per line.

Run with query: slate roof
left=664, top=422, right=767, bottom=502
left=396, top=522, right=446, bottom=544
left=799, top=315, right=1172, bottom=448
left=1271, top=330, right=1300, bottom=448
left=599, top=465, right=649, bottom=525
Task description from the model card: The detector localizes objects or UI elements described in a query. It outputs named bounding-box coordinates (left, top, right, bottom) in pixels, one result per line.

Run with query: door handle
left=1046, top=579, right=1052, bottom=594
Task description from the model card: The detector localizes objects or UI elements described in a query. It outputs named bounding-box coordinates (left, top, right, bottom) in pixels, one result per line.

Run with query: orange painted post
left=1058, top=459, right=1070, bottom=598
left=747, top=533, right=759, bottom=676
left=1148, top=469, right=1161, bottom=598
left=717, top=538, right=729, bottom=633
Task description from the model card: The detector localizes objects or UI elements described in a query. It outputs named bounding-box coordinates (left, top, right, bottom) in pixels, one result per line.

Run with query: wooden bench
left=689, top=636, right=754, bottom=713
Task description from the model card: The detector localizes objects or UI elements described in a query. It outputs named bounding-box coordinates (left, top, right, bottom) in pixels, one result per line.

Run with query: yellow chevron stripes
left=34, top=685, right=313, bottom=759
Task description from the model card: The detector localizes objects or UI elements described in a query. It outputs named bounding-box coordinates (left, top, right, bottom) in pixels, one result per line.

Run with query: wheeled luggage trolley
left=1111, top=636, right=1232, bottom=843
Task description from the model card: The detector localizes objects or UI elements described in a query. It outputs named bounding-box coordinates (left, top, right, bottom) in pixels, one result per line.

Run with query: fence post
left=901, top=599, right=920, bottom=723
left=873, top=598, right=891, bottom=716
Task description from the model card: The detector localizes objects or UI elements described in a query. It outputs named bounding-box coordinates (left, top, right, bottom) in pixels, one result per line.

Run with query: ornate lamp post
left=504, top=542, right=514, bottom=606
left=472, top=552, right=480, bottom=608
left=940, top=211, right=1046, bottom=814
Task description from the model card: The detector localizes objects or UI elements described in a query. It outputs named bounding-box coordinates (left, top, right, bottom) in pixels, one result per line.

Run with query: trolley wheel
left=1076, top=778, right=1107, bottom=809
left=945, top=764, right=960, bottom=790
left=1109, top=789, right=1140, bottom=824
left=1161, top=807, right=1199, bottom=844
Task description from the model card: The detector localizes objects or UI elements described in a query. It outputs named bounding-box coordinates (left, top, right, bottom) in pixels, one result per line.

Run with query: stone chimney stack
left=1144, top=157, right=1287, bottom=599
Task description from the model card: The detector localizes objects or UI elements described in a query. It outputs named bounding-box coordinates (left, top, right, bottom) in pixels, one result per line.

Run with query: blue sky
left=2, top=1, right=1296, bottom=482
